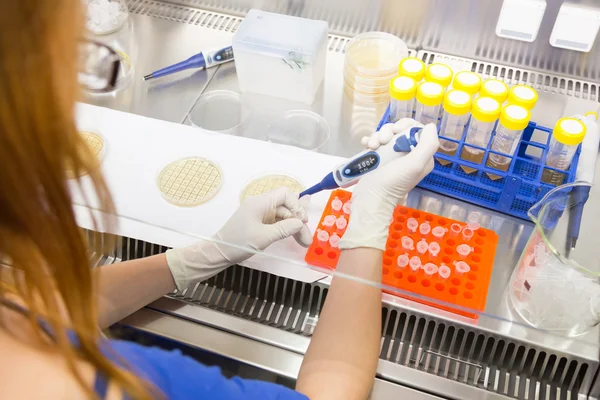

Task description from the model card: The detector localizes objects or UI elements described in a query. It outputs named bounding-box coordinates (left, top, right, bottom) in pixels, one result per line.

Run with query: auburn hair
left=0, top=2, right=154, bottom=398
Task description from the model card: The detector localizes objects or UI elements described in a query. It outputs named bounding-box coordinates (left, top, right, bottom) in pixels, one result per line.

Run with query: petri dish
left=189, top=90, right=250, bottom=134
left=239, top=174, right=305, bottom=203
left=345, top=32, right=408, bottom=78
left=156, top=157, right=222, bottom=207
left=267, top=110, right=330, bottom=151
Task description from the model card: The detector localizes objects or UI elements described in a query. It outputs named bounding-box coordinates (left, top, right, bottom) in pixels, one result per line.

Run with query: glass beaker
left=509, top=182, right=600, bottom=337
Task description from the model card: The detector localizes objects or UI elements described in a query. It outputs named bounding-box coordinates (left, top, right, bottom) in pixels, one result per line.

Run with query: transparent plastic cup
left=509, top=183, right=600, bottom=337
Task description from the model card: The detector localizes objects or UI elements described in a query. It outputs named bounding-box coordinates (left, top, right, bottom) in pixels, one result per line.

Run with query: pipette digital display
left=300, top=126, right=422, bottom=198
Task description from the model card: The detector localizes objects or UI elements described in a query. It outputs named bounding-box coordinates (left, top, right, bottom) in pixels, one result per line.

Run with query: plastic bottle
left=415, top=81, right=445, bottom=126
left=438, top=90, right=472, bottom=165
left=480, top=79, right=509, bottom=103
left=460, top=97, right=501, bottom=174
left=452, top=71, right=481, bottom=96
left=424, top=63, right=453, bottom=88
left=507, top=85, right=538, bottom=110
left=486, top=104, right=531, bottom=180
left=541, top=118, right=587, bottom=186
left=398, top=57, right=426, bottom=81
left=389, top=76, right=417, bottom=122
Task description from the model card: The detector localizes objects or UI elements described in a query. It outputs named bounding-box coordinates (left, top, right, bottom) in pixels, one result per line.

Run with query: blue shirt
left=106, top=339, right=309, bottom=400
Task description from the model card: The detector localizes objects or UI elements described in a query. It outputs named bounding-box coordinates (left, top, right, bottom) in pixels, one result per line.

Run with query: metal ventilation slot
left=127, top=0, right=243, bottom=31
left=93, top=231, right=597, bottom=400
left=420, top=50, right=600, bottom=103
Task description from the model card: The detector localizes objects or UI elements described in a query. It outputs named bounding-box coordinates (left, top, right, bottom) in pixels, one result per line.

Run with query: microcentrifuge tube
left=407, top=218, right=419, bottom=233
left=329, top=233, right=341, bottom=248
left=454, top=260, right=471, bottom=275
left=467, top=211, right=481, bottom=224
left=438, top=264, right=451, bottom=279
left=335, top=216, right=347, bottom=230
left=428, top=241, right=441, bottom=257
left=409, top=256, right=422, bottom=271
left=462, top=228, right=474, bottom=242
left=322, top=215, right=336, bottom=227
left=401, top=236, right=414, bottom=250
left=423, top=263, right=439, bottom=276
left=419, top=222, right=431, bottom=235
left=397, top=253, right=409, bottom=268
left=317, top=229, right=329, bottom=242
left=416, top=239, right=429, bottom=254
left=467, top=222, right=480, bottom=231
left=431, top=226, right=447, bottom=239
left=342, top=201, right=352, bottom=215
left=456, top=244, right=473, bottom=257
left=331, top=197, right=343, bottom=211
left=450, top=223, right=463, bottom=236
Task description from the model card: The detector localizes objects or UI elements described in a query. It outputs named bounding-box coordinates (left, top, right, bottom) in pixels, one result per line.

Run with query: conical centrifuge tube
left=329, top=233, right=341, bottom=248
left=416, top=239, right=429, bottom=254
left=438, top=264, right=451, bottom=279
left=409, top=256, right=422, bottom=271
left=428, top=241, right=441, bottom=257
left=407, top=218, right=419, bottom=233
left=331, top=197, right=343, bottom=211
left=423, top=263, right=439, bottom=276
left=456, top=244, right=474, bottom=257
left=454, top=260, right=471, bottom=275
left=397, top=253, right=409, bottom=268
left=317, top=229, right=329, bottom=242
left=323, top=215, right=336, bottom=227
left=431, top=226, right=447, bottom=239
left=419, top=222, right=431, bottom=235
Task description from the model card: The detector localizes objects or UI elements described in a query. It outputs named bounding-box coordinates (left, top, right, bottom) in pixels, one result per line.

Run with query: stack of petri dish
left=344, top=32, right=408, bottom=105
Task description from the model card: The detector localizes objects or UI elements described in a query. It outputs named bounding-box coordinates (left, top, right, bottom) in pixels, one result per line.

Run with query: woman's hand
left=166, top=188, right=311, bottom=291
left=341, top=119, right=439, bottom=250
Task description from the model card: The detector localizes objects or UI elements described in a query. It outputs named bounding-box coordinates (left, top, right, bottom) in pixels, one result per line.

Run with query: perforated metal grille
left=94, top=231, right=597, bottom=400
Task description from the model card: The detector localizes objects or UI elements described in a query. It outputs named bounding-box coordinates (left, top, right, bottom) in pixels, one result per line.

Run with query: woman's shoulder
left=106, top=339, right=308, bottom=400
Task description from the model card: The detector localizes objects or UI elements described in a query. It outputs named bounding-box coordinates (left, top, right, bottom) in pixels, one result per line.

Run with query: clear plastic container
left=398, top=57, right=426, bottom=81
left=541, top=118, right=587, bottom=186
left=452, top=71, right=481, bottom=96
left=438, top=90, right=472, bottom=165
left=232, top=10, right=328, bottom=104
left=424, top=63, right=453, bottom=88
left=480, top=79, right=509, bottom=103
left=415, top=82, right=444, bottom=126
left=389, top=76, right=417, bottom=122
left=507, top=85, right=538, bottom=110
left=486, top=105, right=531, bottom=180
left=460, top=97, right=501, bottom=174
left=85, top=0, right=129, bottom=35
left=344, top=32, right=408, bottom=104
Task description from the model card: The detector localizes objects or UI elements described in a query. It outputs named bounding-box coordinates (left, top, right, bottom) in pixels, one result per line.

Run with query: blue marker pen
left=143, top=45, right=234, bottom=81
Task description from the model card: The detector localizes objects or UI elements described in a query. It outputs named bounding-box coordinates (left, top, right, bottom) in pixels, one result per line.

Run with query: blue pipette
left=143, top=45, right=234, bottom=81
left=299, top=127, right=422, bottom=198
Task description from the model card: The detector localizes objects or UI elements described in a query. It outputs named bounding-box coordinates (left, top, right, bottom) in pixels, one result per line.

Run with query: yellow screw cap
left=416, top=81, right=445, bottom=107
left=453, top=71, right=482, bottom=95
left=390, top=76, right=417, bottom=101
left=500, top=104, right=530, bottom=131
left=443, top=90, right=472, bottom=116
left=553, top=118, right=587, bottom=146
left=425, top=63, right=453, bottom=87
left=472, top=97, right=501, bottom=123
left=398, top=57, right=426, bottom=81
left=585, top=111, right=599, bottom=121
left=480, top=79, right=509, bottom=103
left=508, top=85, right=538, bottom=110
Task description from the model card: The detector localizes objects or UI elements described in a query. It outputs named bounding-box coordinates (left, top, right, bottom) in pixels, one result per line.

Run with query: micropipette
left=299, top=127, right=422, bottom=198
left=143, top=45, right=234, bottom=81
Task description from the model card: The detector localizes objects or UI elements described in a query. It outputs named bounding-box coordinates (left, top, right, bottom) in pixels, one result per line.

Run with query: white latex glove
left=166, top=188, right=312, bottom=291
left=342, top=119, right=439, bottom=250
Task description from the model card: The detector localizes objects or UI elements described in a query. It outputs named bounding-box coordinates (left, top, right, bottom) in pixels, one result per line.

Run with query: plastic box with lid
left=232, top=9, right=328, bottom=104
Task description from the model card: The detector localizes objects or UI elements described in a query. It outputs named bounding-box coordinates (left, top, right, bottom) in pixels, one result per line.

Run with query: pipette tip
left=143, top=73, right=154, bottom=81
